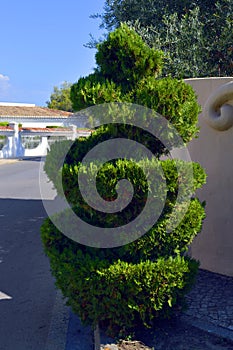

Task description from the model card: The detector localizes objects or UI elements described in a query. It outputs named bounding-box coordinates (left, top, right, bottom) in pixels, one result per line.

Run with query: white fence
left=0, top=123, right=91, bottom=158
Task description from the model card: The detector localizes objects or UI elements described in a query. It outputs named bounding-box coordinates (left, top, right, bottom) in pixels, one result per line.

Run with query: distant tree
left=92, top=0, right=233, bottom=78
left=94, top=0, right=214, bottom=32
left=46, top=81, right=73, bottom=112
left=205, top=0, right=233, bottom=76
left=130, top=8, right=208, bottom=78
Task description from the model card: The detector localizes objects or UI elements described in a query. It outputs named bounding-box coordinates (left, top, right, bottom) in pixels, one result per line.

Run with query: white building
left=0, top=102, right=88, bottom=128
left=0, top=103, right=90, bottom=158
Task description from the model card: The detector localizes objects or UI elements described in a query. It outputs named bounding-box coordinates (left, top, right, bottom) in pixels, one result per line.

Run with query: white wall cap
left=0, top=102, right=36, bottom=107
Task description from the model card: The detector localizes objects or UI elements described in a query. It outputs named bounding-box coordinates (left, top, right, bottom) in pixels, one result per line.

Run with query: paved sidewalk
left=182, top=269, right=233, bottom=339
left=62, top=268, right=233, bottom=349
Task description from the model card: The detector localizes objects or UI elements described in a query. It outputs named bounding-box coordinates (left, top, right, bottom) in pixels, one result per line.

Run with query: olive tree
left=90, top=0, right=233, bottom=77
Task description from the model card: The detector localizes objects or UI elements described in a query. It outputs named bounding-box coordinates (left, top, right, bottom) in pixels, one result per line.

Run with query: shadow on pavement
left=0, top=198, right=57, bottom=350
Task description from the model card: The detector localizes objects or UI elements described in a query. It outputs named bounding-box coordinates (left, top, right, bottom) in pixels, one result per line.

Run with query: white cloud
left=0, top=74, right=9, bottom=82
left=0, top=74, right=10, bottom=98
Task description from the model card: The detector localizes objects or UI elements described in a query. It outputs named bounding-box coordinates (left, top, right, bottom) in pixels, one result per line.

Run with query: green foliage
left=131, top=8, right=207, bottom=78
left=70, top=73, right=123, bottom=111
left=94, top=0, right=214, bottom=32
left=134, top=77, right=200, bottom=143
left=94, top=0, right=233, bottom=77
left=42, top=152, right=206, bottom=335
left=47, top=138, right=206, bottom=208
left=0, top=122, right=9, bottom=126
left=95, top=24, right=163, bottom=90
left=43, top=151, right=206, bottom=261
left=131, top=3, right=233, bottom=78
left=205, top=0, right=233, bottom=76
left=44, top=139, right=73, bottom=190
left=41, top=217, right=200, bottom=333
left=71, top=26, right=199, bottom=143
left=42, top=24, right=206, bottom=337
left=71, top=24, right=164, bottom=110
left=46, top=81, right=73, bottom=111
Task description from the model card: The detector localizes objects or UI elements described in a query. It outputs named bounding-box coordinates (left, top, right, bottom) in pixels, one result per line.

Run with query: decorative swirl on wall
left=204, top=81, right=233, bottom=131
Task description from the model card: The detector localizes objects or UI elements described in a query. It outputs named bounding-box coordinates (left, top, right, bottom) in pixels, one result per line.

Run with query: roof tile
left=0, top=106, right=73, bottom=117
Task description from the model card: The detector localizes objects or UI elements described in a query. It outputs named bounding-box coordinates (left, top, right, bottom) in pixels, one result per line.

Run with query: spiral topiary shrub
left=41, top=24, right=206, bottom=337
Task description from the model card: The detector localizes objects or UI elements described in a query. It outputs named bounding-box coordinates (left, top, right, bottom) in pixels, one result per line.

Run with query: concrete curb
left=0, top=159, right=19, bottom=165
left=181, top=314, right=233, bottom=342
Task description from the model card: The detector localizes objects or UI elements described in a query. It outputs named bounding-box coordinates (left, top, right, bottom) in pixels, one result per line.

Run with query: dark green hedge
left=95, top=23, right=164, bottom=90
left=41, top=156, right=206, bottom=334
left=41, top=216, right=199, bottom=334
left=70, top=73, right=123, bottom=111
left=41, top=23, right=206, bottom=337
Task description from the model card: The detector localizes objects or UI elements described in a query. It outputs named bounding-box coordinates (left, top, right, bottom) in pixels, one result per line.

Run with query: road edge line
left=44, top=290, right=70, bottom=350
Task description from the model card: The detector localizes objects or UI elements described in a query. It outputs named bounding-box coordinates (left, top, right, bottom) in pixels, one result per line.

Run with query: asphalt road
left=0, top=158, right=62, bottom=350
left=0, top=158, right=56, bottom=200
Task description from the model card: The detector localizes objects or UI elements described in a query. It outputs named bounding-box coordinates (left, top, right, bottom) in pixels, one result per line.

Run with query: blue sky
left=0, top=0, right=106, bottom=106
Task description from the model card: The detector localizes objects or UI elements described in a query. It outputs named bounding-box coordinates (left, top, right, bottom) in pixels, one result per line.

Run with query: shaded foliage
left=42, top=24, right=206, bottom=337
